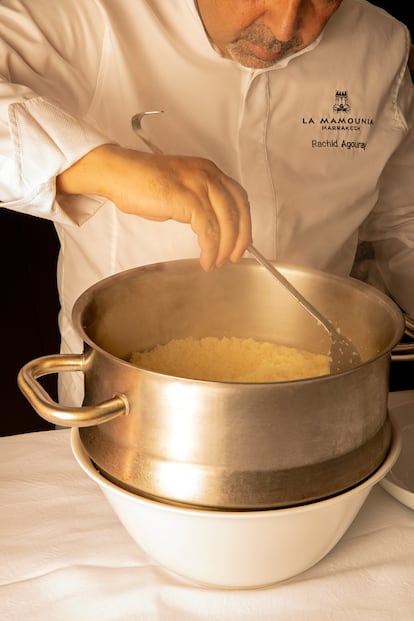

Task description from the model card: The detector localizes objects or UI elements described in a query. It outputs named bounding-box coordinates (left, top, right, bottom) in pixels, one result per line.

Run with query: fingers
left=178, top=161, right=251, bottom=271
left=203, top=174, right=251, bottom=270
left=148, top=155, right=252, bottom=271
left=218, top=176, right=252, bottom=265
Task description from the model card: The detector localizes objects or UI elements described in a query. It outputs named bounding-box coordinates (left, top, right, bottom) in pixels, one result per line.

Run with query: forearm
left=56, top=144, right=174, bottom=217
left=56, top=144, right=120, bottom=199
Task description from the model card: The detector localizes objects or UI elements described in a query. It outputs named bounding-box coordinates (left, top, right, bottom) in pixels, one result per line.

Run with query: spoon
left=246, top=245, right=361, bottom=373
left=131, top=111, right=361, bottom=374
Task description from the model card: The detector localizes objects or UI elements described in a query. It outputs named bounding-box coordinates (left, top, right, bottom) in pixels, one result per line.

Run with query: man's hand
left=57, top=144, right=252, bottom=271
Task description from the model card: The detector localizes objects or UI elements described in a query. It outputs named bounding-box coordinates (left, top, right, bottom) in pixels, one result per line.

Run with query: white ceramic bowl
left=381, top=399, right=414, bottom=510
left=71, top=423, right=401, bottom=589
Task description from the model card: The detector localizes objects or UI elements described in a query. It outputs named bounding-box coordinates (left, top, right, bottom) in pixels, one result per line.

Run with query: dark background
left=1, top=210, right=59, bottom=435
left=0, top=1, right=413, bottom=436
left=368, top=2, right=413, bottom=36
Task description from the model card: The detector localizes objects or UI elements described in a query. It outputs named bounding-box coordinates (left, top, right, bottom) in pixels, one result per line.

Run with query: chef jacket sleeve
left=0, top=0, right=113, bottom=226
left=359, top=68, right=414, bottom=318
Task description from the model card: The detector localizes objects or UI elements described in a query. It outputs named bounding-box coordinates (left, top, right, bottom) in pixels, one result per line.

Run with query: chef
left=0, top=0, right=413, bottom=405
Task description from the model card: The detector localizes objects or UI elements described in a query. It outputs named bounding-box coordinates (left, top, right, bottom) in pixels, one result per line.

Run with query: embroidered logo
left=333, top=90, right=351, bottom=114
left=302, top=88, right=374, bottom=146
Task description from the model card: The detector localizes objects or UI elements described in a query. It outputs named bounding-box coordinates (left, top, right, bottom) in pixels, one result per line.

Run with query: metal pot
left=18, top=259, right=405, bottom=510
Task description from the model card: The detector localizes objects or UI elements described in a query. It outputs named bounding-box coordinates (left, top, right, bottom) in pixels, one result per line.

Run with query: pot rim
left=72, top=259, right=405, bottom=383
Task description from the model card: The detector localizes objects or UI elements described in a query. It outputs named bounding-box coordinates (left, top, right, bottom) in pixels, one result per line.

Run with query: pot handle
left=390, top=314, right=414, bottom=361
left=17, top=353, right=129, bottom=427
left=391, top=342, right=414, bottom=362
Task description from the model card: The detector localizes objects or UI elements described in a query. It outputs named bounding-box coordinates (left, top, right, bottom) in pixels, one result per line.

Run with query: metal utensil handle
left=131, top=111, right=164, bottom=154
left=17, top=353, right=128, bottom=427
left=391, top=342, right=414, bottom=361
left=247, top=244, right=331, bottom=332
left=391, top=314, right=414, bottom=360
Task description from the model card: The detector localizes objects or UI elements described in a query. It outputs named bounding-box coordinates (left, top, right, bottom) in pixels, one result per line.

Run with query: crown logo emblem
left=333, top=90, right=351, bottom=113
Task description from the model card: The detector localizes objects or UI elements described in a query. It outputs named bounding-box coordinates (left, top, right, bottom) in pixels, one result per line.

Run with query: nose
left=262, top=0, right=303, bottom=42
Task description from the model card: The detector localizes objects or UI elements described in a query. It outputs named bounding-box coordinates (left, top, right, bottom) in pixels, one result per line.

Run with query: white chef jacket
left=0, top=0, right=413, bottom=405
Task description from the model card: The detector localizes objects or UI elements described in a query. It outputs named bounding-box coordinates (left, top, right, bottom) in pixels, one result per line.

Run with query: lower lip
left=247, top=42, right=280, bottom=62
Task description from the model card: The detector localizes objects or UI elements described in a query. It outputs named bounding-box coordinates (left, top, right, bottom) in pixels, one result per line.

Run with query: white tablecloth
left=1, top=393, right=414, bottom=621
